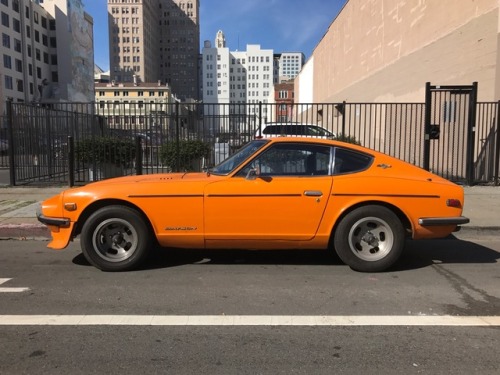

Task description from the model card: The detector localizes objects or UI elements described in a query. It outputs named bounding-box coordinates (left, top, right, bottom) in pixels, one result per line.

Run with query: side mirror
left=245, top=165, right=260, bottom=180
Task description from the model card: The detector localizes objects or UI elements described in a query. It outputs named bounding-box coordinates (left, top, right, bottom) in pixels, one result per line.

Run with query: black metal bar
left=423, top=82, right=432, bottom=171
left=68, top=136, right=75, bottom=187
left=341, top=100, right=346, bottom=137
left=175, top=101, right=180, bottom=172
left=135, top=135, right=143, bottom=175
left=6, top=100, right=16, bottom=186
left=258, top=101, right=263, bottom=131
left=495, top=100, right=500, bottom=186
left=466, top=82, right=478, bottom=185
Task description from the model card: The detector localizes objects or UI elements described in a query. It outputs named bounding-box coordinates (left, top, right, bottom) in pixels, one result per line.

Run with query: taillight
left=446, top=199, right=462, bottom=208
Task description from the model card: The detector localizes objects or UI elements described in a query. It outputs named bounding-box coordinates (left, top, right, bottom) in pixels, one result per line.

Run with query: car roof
left=264, top=136, right=375, bottom=155
left=261, top=122, right=324, bottom=127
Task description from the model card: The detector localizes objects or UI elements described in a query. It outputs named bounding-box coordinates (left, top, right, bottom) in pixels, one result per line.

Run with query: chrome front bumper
left=36, top=205, right=70, bottom=227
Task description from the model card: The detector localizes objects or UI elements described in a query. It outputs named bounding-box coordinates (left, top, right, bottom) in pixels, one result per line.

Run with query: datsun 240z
left=38, top=137, right=469, bottom=272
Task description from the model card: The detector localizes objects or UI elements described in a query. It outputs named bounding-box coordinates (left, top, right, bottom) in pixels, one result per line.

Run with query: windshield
left=211, top=140, right=268, bottom=175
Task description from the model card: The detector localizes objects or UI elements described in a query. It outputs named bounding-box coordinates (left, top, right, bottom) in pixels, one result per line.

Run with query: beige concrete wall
left=308, top=0, right=499, bottom=103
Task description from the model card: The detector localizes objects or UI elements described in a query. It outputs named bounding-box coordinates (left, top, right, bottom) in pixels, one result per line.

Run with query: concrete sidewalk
left=0, top=185, right=499, bottom=240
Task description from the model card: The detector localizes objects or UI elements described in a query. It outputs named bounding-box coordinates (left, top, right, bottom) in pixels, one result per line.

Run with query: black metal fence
left=1, top=99, right=499, bottom=186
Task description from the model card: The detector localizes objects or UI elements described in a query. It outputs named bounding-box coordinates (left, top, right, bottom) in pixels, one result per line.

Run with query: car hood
left=87, top=172, right=214, bottom=186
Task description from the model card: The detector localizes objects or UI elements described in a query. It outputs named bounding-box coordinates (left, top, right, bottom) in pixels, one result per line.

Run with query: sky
left=84, top=0, right=347, bottom=71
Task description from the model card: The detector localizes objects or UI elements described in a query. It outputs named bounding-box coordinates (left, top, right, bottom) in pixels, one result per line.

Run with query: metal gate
left=424, top=82, right=478, bottom=184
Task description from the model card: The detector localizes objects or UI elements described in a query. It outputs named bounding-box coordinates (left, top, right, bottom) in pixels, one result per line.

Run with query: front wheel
left=80, top=205, right=151, bottom=271
left=333, top=205, right=405, bottom=272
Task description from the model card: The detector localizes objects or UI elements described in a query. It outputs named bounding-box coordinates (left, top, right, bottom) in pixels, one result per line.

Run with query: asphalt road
left=0, top=237, right=499, bottom=374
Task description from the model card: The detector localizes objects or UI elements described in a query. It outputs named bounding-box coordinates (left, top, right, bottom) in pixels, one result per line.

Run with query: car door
left=204, top=143, right=333, bottom=243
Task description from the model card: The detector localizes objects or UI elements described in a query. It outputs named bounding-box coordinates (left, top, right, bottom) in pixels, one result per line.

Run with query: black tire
left=333, top=205, right=405, bottom=272
left=80, top=205, right=151, bottom=271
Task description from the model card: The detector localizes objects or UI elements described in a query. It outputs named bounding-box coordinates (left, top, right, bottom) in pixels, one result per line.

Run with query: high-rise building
left=0, top=0, right=94, bottom=114
left=274, top=52, right=305, bottom=83
left=202, top=31, right=274, bottom=107
left=202, top=31, right=274, bottom=133
left=107, top=0, right=199, bottom=101
left=159, top=0, right=199, bottom=101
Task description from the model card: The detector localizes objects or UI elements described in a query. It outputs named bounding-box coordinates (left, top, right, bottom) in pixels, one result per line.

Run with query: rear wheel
left=80, top=205, right=151, bottom=271
left=333, top=205, right=405, bottom=272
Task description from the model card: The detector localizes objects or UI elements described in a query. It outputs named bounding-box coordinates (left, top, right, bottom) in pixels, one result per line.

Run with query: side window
left=262, top=125, right=278, bottom=135
left=238, top=143, right=331, bottom=177
left=333, top=148, right=373, bottom=175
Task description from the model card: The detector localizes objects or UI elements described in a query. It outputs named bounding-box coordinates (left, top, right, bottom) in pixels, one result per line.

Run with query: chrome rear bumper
left=418, top=216, right=470, bottom=226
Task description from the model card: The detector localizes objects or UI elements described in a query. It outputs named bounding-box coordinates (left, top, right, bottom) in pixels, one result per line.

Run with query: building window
left=14, top=38, right=20, bottom=52
left=13, top=18, right=20, bottom=32
left=13, top=0, right=19, bottom=12
left=3, top=54, right=11, bottom=69
left=49, top=19, right=55, bottom=30
left=1, top=12, right=9, bottom=27
left=1, top=0, right=8, bottom=6
left=16, top=78, right=23, bottom=92
left=5, top=75, right=13, bottom=90
left=14, top=58, right=21, bottom=72
left=2, top=33, right=10, bottom=48
left=51, top=71, right=58, bottom=82
left=35, top=30, right=39, bottom=42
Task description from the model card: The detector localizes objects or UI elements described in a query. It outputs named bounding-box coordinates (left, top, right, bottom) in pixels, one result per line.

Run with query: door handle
left=304, top=190, right=323, bottom=197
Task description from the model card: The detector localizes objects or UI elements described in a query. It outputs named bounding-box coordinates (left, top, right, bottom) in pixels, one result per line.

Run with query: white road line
left=0, top=278, right=29, bottom=293
left=0, top=315, right=499, bottom=326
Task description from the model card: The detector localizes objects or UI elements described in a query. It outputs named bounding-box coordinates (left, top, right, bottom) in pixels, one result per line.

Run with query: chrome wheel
left=347, top=217, right=394, bottom=262
left=81, top=205, right=151, bottom=271
left=333, top=205, right=405, bottom=272
left=92, top=218, right=139, bottom=263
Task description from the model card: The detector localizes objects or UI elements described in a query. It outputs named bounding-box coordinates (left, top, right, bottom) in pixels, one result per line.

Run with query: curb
left=0, top=223, right=50, bottom=240
left=452, top=226, right=500, bottom=239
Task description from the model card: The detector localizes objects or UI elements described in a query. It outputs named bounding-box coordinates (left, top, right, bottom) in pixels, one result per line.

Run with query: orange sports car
left=37, top=137, right=469, bottom=272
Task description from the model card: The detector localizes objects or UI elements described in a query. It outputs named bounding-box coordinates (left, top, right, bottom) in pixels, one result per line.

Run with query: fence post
left=466, top=82, right=478, bottom=185
left=175, top=101, right=180, bottom=172
left=341, top=100, right=346, bottom=136
left=68, top=136, right=75, bottom=187
left=135, top=135, right=143, bottom=175
left=495, top=100, right=500, bottom=186
left=6, top=99, right=15, bottom=186
left=423, top=82, right=432, bottom=171
left=259, top=101, right=263, bottom=130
